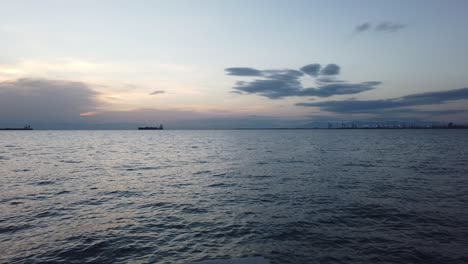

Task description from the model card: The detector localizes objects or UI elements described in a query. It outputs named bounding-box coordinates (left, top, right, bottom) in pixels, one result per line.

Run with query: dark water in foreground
left=1, top=130, right=467, bottom=264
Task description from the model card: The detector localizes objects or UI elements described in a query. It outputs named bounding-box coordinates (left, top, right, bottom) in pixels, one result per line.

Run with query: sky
left=1, top=0, right=468, bottom=128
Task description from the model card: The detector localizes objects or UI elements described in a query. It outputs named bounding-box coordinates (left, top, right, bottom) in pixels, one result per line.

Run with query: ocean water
left=0, top=130, right=467, bottom=264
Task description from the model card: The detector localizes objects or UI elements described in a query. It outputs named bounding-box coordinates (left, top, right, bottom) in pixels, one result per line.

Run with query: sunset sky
left=1, top=0, right=468, bottom=128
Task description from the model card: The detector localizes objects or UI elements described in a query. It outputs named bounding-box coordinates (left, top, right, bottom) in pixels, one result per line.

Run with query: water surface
left=1, top=130, right=467, bottom=263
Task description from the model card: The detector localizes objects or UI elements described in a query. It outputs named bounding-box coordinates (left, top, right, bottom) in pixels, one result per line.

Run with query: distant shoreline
left=0, top=128, right=34, bottom=131
left=1, top=127, right=468, bottom=131
left=233, top=127, right=468, bottom=130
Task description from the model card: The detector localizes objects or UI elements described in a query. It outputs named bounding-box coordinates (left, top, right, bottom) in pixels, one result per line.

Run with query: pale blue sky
left=1, top=0, right=468, bottom=128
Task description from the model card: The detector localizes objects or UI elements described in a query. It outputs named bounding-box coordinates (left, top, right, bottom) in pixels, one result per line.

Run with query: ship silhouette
left=0, top=125, right=33, bottom=130
left=138, top=124, right=164, bottom=130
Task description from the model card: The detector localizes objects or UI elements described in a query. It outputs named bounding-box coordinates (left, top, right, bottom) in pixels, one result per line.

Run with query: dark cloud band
left=0, top=78, right=100, bottom=123
left=296, top=88, right=468, bottom=113
left=225, top=67, right=264, bottom=76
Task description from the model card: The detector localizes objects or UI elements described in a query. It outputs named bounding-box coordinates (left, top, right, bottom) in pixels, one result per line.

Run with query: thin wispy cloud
left=355, top=21, right=407, bottom=34
left=149, top=90, right=165, bottom=95
left=375, top=22, right=406, bottom=32
left=226, top=64, right=380, bottom=99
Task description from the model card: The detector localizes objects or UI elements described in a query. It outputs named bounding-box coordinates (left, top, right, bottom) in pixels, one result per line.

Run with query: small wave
left=171, top=182, right=193, bottom=187
left=276, top=160, right=305, bottom=164
left=126, top=166, right=161, bottom=171
left=12, top=169, right=30, bottom=172
left=193, top=170, right=212, bottom=175
left=257, top=193, right=280, bottom=203
left=142, top=217, right=187, bottom=230
left=238, top=211, right=256, bottom=217
left=55, top=190, right=71, bottom=195
left=104, top=190, right=140, bottom=198
left=0, top=223, right=33, bottom=234
left=343, top=162, right=378, bottom=168
left=139, top=201, right=169, bottom=209
left=35, top=210, right=63, bottom=218
left=208, top=182, right=235, bottom=188
left=35, top=180, right=56, bottom=186
left=209, top=224, right=256, bottom=239
left=247, top=174, right=273, bottom=179
left=71, top=197, right=111, bottom=206
left=50, top=240, right=111, bottom=261
left=181, top=207, right=209, bottom=214
left=59, top=160, right=83, bottom=164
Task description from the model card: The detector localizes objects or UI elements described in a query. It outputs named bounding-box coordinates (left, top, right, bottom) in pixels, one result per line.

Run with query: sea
left=0, top=130, right=467, bottom=264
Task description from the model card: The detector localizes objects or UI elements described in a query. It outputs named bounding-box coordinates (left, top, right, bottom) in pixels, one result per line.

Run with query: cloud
left=227, top=63, right=379, bottom=99
left=373, top=108, right=468, bottom=118
left=225, top=67, right=263, bottom=76
left=0, top=77, right=306, bottom=129
left=355, top=22, right=372, bottom=33
left=320, top=64, right=340, bottom=76
left=296, top=88, right=468, bottom=113
left=354, top=21, right=406, bottom=33
left=300, top=64, right=321, bottom=77
left=297, top=82, right=380, bottom=97
left=0, top=80, right=294, bottom=129
left=0, top=78, right=100, bottom=124
left=231, top=69, right=303, bottom=99
left=375, top=22, right=406, bottom=32
left=149, top=90, right=165, bottom=95
left=316, top=77, right=345, bottom=84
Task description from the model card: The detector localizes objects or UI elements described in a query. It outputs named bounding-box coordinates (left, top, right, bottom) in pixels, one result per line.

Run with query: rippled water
left=1, top=130, right=467, bottom=264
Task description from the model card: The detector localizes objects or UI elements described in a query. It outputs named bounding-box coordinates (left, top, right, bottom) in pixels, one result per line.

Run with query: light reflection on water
left=0, top=130, right=467, bottom=264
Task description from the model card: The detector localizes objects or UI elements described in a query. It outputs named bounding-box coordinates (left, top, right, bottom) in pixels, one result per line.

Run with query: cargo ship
left=138, top=124, right=163, bottom=130
left=0, top=125, right=33, bottom=130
